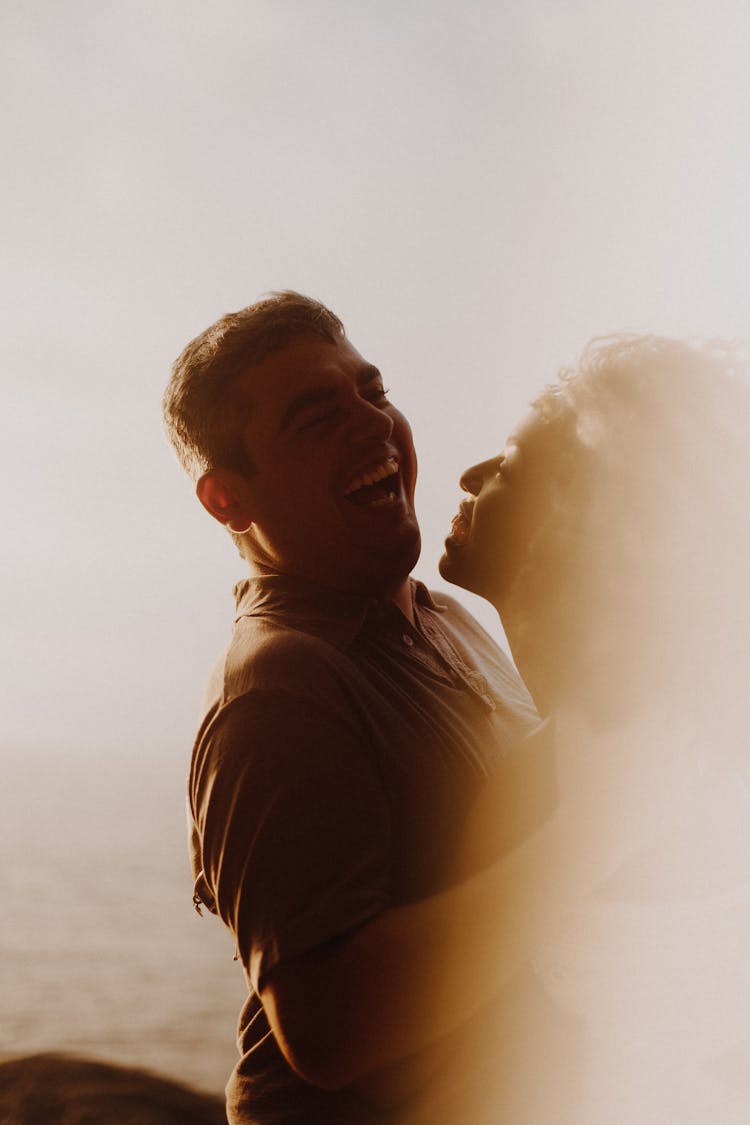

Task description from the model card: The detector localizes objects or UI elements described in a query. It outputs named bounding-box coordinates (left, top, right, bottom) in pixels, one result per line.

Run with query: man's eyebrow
left=279, top=366, right=385, bottom=434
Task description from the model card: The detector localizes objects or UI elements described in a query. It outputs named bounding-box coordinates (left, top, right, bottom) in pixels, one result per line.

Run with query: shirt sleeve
left=190, top=689, right=392, bottom=993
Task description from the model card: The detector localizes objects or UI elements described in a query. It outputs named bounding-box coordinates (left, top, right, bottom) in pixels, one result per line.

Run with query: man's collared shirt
left=189, top=573, right=537, bottom=1125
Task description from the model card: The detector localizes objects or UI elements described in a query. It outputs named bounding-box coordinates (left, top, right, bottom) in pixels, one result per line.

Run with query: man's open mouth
left=343, top=457, right=400, bottom=507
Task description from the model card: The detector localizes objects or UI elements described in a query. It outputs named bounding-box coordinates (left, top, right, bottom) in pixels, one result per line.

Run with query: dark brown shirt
left=189, top=574, right=537, bottom=1124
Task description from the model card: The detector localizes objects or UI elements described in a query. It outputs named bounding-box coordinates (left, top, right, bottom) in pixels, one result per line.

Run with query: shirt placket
left=406, top=612, right=498, bottom=714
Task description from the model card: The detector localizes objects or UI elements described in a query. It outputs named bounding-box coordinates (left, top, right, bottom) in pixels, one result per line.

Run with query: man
left=163, top=292, right=542, bottom=1124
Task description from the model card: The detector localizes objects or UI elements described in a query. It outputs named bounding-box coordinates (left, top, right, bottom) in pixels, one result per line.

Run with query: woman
left=441, top=335, right=750, bottom=1124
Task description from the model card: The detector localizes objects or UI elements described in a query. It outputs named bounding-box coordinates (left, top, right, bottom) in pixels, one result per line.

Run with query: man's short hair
left=163, top=291, right=344, bottom=481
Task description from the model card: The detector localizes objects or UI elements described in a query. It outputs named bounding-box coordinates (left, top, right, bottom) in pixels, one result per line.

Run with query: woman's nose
left=460, top=455, right=501, bottom=495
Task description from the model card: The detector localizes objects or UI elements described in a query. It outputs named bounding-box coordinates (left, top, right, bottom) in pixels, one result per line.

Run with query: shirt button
left=402, top=634, right=414, bottom=646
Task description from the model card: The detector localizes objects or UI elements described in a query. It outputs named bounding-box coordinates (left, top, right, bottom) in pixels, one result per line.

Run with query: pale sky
left=3, top=0, right=749, bottom=759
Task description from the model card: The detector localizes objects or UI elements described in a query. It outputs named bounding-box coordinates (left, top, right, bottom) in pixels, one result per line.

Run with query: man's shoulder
left=205, top=613, right=357, bottom=715
left=191, top=617, right=374, bottom=803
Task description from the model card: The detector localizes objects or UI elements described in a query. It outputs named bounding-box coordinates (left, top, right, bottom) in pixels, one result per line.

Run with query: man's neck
left=388, top=579, right=415, bottom=625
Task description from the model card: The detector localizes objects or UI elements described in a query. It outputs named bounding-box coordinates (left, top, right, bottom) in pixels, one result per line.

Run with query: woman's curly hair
left=514, top=334, right=750, bottom=712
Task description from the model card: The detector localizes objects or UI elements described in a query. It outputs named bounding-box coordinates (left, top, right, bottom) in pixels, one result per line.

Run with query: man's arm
left=259, top=720, right=614, bottom=1091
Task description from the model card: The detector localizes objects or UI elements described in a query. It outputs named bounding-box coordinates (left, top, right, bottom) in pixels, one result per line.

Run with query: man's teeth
left=344, top=457, right=399, bottom=496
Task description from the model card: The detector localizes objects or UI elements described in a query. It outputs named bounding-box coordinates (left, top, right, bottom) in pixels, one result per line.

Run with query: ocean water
left=1, top=746, right=246, bottom=1096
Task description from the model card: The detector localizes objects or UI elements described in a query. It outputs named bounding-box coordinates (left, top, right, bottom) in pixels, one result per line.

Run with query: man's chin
left=357, top=526, right=422, bottom=596
left=353, top=515, right=420, bottom=561
left=377, top=527, right=422, bottom=581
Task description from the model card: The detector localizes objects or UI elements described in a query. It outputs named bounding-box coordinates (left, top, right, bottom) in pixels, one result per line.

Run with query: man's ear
left=196, top=470, right=254, bottom=535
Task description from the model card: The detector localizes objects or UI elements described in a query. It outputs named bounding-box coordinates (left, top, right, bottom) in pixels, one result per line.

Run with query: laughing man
left=163, top=292, right=539, bottom=1125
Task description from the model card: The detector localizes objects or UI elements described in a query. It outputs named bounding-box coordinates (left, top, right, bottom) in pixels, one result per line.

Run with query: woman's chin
left=439, top=546, right=485, bottom=600
left=438, top=540, right=467, bottom=585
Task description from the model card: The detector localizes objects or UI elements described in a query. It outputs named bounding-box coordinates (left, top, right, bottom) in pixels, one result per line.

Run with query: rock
left=0, top=1053, right=226, bottom=1124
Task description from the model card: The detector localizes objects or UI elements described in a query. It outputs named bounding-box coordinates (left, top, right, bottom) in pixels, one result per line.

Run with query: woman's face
left=439, top=406, right=577, bottom=609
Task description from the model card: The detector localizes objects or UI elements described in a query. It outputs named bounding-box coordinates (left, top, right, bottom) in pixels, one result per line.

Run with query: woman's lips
left=448, top=505, right=472, bottom=545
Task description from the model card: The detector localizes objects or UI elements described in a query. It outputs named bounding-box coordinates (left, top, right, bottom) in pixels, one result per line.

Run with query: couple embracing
left=163, top=293, right=750, bottom=1125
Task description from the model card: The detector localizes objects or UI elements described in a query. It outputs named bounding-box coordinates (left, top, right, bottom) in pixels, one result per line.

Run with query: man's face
left=233, top=335, right=420, bottom=596
left=439, top=408, right=573, bottom=607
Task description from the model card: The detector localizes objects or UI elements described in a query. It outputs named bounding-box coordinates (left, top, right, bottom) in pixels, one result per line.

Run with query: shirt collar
left=233, top=573, right=443, bottom=650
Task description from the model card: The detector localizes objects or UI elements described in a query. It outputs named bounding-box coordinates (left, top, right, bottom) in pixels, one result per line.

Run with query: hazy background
left=2, top=0, right=749, bottom=1095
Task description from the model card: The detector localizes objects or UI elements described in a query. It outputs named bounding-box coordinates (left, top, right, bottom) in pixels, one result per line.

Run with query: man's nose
left=459, top=456, right=501, bottom=495
left=347, top=395, right=394, bottom=443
